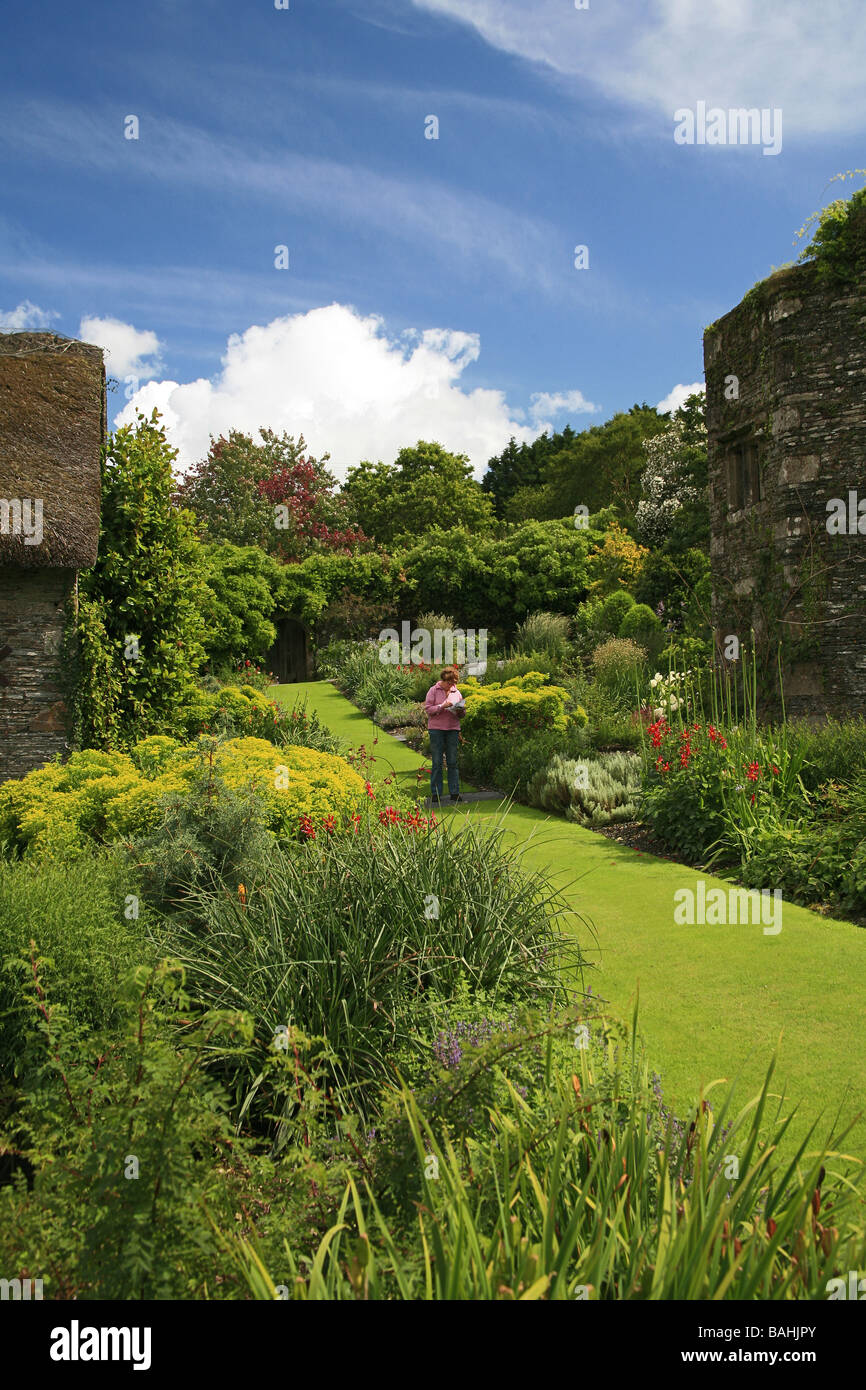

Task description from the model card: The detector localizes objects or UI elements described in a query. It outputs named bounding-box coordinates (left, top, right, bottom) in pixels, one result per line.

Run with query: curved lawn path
left=277, top=681, right=866, bottom=1161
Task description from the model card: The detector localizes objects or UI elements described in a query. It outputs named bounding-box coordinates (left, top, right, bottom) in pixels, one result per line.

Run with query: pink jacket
left=425, top=683, right=465, bottom=731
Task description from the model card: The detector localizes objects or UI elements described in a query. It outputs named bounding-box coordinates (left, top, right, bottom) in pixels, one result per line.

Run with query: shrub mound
left=0, top=736, right=369, bottom=859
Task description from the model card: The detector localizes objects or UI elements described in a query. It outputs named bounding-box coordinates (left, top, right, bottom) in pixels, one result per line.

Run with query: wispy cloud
left=0, top=100, right=569, bottom=295
left=409, top=0, right=866, bottom=138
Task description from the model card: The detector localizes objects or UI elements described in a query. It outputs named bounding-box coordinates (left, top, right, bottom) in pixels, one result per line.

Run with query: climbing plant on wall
left=75, top=411, right=208, bottom=747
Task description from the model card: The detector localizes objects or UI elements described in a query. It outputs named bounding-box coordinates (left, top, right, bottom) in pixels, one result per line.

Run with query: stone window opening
left=726, top=440, right=763, bottom=512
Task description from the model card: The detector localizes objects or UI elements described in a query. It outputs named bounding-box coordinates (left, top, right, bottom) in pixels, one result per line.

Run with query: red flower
left=364, top=781, right=375, bottom=799
left=299, top=814, right=316, bottom=840
left=745, top=761, right=761, bottom=782
left=322, top=813, right=336, bottom=834
left=772, top=765, right=780, bottom=776
left=718, top=737, right=728, bottom=750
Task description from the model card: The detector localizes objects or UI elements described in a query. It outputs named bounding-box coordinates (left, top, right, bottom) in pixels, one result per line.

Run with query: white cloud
left=656, top=381, right=705, bottom=415
left=0, top=300, right=58, bottom=330
left=530, top=389, right=599, bottom=422
left=410, top=0, right=866, bottom=137
left=79, top=315, right=163, bottom=381
left=116, top=304, right=550, bottom=479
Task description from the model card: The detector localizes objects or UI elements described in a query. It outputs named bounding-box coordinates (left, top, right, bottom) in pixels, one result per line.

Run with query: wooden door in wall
left=267, top=618, right=309, bottom=683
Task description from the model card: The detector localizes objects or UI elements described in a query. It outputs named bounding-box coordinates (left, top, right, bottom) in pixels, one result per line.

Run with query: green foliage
left=573, top=590, right=635, bottom=663
left=374, top=701, right=426, bottom=731
left=183, top=683, right=341, bottom=753
left=343, top=441, right=495, bottom=547
left=737, top=789, right=866, bottom=918
left=618, top=602, right=664, bottom=660
left=462, top=674, right=577, bottom=736
left=497, top=652, right=563, bottom=685
left=795, top=181, right=866, bottom=286
left=786, top=716, right=866, bottom=794
left=125, top=768, right=276, bottom=914
left=634, top=548, right=712, bottom=634
left=75, top=413, right=208, bottom=747
left=0, top=957, right=276, bottom=1299
left=160, top=820, right=580, bottom=1120
left=174, top=427, right=353, bottom=558
left=266, top=1037, right=866, bottom=1301
left=528, top=752, right=642, bottom=826
left=496, top=405, right=669, bottom=525
left=0, top=853, right=150, bottom=1078
left=354, top=663, right=415, bottom=716
left=0, top=735, right=367, bottom=861
left=396, top=518, right=597, bottom=631
left=461, top=724, right=591, bottom=797
left=640, top=712, right=806, bottom=866
left=199, top=543, right=280, bottom=670
left=590, top=638, right=646, bottom=699
left=512, top=611, right=571, bottom=662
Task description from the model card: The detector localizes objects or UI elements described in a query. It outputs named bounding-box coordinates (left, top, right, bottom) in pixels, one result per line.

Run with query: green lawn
left=276, top=681, right=866, bottom=1162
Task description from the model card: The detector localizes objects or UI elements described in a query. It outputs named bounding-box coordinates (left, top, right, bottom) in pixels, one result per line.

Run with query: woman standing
left=424, top=665, right=465, bottom=803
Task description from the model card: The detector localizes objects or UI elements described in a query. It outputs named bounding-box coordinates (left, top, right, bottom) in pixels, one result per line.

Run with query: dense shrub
left=354, top=663, right=415, bottom=715
left=618, top=602, right=664, bottom=659
left=74, top=414, right=208, bottom=748
left=590, top=638, right=647, bottom=704
left=0, top=737, right=368, bottom=861
left=786, top=715, right=866, bottom=793
left=528, top=752, right=641, bottom=826
left=512, top=611, right=571, bottom=663
left=0, top=959, right=302, bottom=1299
left=0, top=853, right=151, bottom=1077
left=161, top=819, right=581, bottom=1118
left=460, top=725, right=591, bottom=796
left=462, top=674, right=580, bottom=736
left=572, top=591, right=635, bottom=664
left=199, top=543, right=280, bottom=671
left=640, top=717, right=805, bottom=865
left=333, top=642, right=380, bottom=696
left=374, top=701, right=426, bottom=730
left=269, top=1034, right=866, bottom=1301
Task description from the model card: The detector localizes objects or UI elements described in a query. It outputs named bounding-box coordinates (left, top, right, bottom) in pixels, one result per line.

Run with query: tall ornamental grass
left=229, top=1019, right=866, bottom=1301
left=157, top=817, right=585, bottom=1119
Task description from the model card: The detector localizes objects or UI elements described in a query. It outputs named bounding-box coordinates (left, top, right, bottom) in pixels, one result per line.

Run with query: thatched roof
left=0, top=332, right=105, bottom=569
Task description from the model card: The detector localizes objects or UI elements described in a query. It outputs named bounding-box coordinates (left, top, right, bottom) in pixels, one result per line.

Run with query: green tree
left=482, top=431, right=562, bottom=518
left=77, top=412, right=207, bottom=745
left=343, top=441, right=495, bottom=547
left=199, top=543, right=282, bottom=671
left=531, top=406, right=668, bottom=524
left=395, top=517, right=602, bottom=633
left=175, top=429, right=353, bottom=557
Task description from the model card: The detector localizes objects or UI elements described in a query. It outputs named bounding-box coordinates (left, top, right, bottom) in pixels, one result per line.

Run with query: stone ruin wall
left=0, top=568, right=76, bottom=781
left=704, top=259, right=866, bottom=717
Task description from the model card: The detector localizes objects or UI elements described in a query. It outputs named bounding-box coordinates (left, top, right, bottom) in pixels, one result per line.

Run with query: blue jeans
left=429, top=728, right=460, bottom=798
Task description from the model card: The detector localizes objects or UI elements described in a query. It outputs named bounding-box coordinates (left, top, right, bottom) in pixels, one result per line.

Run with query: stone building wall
left=703, top=259, right=866, bottom=717
left=0, top=568, right=75, bottom=780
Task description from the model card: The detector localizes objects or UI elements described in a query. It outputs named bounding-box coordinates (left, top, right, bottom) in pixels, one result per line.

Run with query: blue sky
left=1, top=0, right=864, bottom=477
